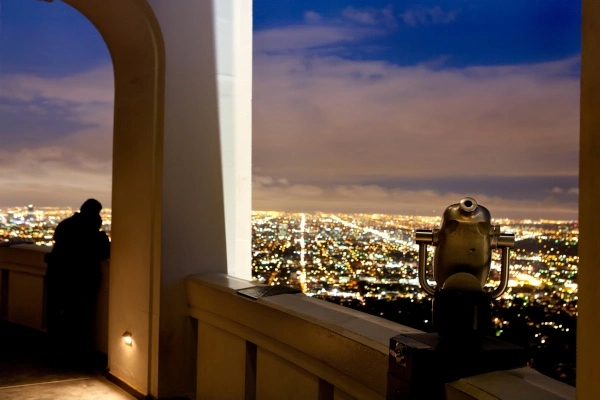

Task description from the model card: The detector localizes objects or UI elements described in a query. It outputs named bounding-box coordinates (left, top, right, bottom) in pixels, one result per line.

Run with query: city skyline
left=0, top=1, right=581, bottom=219
left=0, top=205, right=577, bottom=249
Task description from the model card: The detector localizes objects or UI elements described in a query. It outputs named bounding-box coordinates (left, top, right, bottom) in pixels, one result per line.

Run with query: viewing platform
left=0, top=244, right=576, bottom=399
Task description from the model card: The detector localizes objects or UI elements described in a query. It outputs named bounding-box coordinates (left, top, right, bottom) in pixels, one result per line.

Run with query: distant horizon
left=0, top=203, right=578, bottom=222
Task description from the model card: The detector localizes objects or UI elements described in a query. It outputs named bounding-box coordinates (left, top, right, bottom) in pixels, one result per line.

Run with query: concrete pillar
left=579, top=1, right=600, bottom=398
left=213, top=0, right=253, bottom=282
left=147, top=0, right=252, bottom=396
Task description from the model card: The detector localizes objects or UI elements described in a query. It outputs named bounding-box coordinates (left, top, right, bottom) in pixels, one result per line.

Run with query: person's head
left=80, top=198, right=102, bottom=216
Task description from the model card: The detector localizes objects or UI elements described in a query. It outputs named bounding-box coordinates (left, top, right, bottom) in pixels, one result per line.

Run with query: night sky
left=0, top=1, right=581, bottom=219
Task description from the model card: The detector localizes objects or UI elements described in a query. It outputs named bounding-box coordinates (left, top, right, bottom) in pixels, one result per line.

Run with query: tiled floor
left=0, top=322, right=135, bottom=400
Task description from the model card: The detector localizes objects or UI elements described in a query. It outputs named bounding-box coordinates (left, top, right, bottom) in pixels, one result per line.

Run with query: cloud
left=0, top=66, right=113, bottom=104
left=253, top=176, right=577, bottom=220
left=552, top=187, right=579, bottom=195
left=253, top=53, right=579, bottom=181
left=304, top=11, right=322, bottom=24
left=0, top=65, right=114, bottom=207
left=255, top=6, right=398, bottom=55
left=341, top=6, right=397, bottom=28
left=400, top=6, right=459, bottom=27
left=253, top=25, right=378, bottom=53
left=252, top=16, right=579, bottom=218
left=0, top=9, right=579, bottom=220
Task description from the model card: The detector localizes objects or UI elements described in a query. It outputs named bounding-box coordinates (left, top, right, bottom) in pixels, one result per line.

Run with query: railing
left=0, top=244, right=110, bottom=353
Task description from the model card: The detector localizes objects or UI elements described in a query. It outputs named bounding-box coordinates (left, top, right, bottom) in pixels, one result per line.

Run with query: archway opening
left=0, top=0, right=113, bottom=237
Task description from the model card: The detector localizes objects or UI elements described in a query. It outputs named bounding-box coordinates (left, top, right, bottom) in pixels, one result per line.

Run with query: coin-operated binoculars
left=415, top=197, right=515, bottom=338
left=386, top=199, right=521, bottom=399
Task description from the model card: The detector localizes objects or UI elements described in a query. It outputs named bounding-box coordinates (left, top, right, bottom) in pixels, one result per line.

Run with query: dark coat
left=46, top=212, right=110, bottom=289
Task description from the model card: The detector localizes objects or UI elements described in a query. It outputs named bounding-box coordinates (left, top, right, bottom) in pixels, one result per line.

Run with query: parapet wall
left=186, top=273, right=575, bottom=400
left=0, top=244, right=109, bottom=353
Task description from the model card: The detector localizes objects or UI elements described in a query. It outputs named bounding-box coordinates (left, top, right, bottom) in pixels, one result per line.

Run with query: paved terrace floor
left=0, top=322, right=135, bottom=400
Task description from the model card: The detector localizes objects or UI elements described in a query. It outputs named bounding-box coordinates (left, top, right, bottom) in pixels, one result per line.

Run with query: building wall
left=578, top=1, right=600, bottom=398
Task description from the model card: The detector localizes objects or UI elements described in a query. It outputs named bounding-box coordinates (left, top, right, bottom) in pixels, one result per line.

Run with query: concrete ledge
left=186, top=273, right=422, bottom=399
left=0, top=246, right=110, bottom=352
left=446, top=367, right=575, bottom=400
left=193, top=273, right=420, bottom=352
left=0, top=245, right=50, bottom=275
left=189, top=273, right=577, bottom=400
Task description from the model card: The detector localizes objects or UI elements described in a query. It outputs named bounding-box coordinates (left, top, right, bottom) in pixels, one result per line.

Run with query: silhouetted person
left=45, top=199, right=110, bottom=363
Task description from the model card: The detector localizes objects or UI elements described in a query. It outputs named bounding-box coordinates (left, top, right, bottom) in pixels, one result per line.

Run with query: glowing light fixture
left=122, top=332, right=133, bottom=346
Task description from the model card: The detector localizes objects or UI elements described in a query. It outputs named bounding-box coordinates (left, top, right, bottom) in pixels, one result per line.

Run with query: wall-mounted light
left=122, top=332, right=133, bottom=346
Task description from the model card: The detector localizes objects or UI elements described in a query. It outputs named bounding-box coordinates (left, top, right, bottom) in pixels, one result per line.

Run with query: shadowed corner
left=0, top=320, right=134, bottom=400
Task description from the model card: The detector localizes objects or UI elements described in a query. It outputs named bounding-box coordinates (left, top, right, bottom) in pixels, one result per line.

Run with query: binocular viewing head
left=415, top=198, right=515, bottom=337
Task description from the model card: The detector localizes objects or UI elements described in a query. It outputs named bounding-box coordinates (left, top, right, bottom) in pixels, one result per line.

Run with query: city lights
left=0, top=205, right=578, bottom=384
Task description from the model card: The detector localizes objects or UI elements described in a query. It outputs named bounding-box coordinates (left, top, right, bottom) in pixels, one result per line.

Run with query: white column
left=148, top=0, right=252, bottom=396
left=215, top=0, right=253, bottom=281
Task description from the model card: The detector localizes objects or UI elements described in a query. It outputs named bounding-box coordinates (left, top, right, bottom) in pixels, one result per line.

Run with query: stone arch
left=62, top=0, right=165, bottom=395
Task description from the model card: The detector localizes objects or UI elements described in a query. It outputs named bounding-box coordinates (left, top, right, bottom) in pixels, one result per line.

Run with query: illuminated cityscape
left=0, top=206, right=112, bottom=246
left=0, top=206, right=578, bottom=384
left=252, top=211, right=577, bottom=299
left=252, top=211, right=578, bottom=385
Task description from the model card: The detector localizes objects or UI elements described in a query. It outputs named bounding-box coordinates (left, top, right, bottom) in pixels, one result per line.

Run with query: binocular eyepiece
left=415, top=198, right=515, bottom=338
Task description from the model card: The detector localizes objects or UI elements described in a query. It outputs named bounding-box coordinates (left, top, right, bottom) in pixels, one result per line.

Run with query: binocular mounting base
left=387, top=333, right=527, bottom=399
left=432, top=288, right=493, bottom=339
